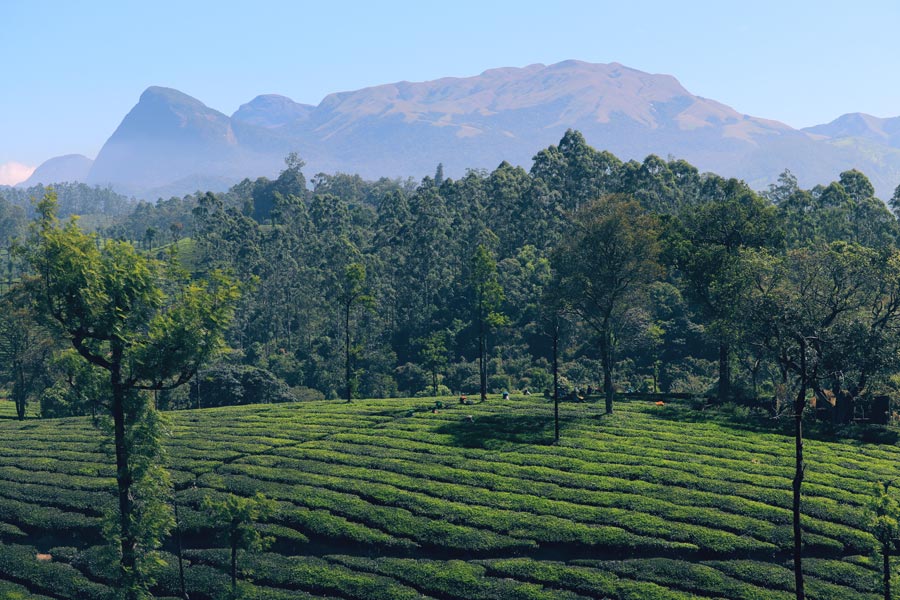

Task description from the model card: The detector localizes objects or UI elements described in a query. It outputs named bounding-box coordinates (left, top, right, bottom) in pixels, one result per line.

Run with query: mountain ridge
left=29, top=61, right=900, bottom=199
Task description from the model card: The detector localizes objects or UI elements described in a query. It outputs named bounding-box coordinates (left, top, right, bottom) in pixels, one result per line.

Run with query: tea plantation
left=0, top=395, right=896, bottom=599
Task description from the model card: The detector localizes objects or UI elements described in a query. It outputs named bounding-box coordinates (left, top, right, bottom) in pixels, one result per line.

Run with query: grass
left=0, top=394, right=894, bottom=598
left=0, top=397, right=40, bottom=420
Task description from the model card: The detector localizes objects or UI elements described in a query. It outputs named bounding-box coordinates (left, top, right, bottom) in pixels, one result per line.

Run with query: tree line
left=7, top=132, right=900, bottom=418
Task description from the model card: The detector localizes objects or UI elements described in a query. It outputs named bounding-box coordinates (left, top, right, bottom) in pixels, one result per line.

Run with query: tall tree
left=471, top=243, right=508, bottom=401
left=741, top=242, right=900, bottom=599
left=338, top=262, right=371, bottom=402
left=0, top=287, right=53, bottom=420
left=22, top=192, right=238, bottom=598
left=417, top=330, right=450, bottom=396
left=553, top=194, right=662, bottom=413
left=671, top=179, right=780, bottom=401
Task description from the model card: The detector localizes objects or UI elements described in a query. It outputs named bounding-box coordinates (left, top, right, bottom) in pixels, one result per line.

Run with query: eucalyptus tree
left=471, top=242, right=508, bottom=401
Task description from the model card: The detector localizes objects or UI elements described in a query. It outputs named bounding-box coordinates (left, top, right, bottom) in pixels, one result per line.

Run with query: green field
left=0, top=398, right=39, bottom=420
left=0, top=395, right=895, bottom=599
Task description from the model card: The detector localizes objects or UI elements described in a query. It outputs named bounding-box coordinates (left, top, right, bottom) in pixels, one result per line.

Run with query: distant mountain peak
left=19, top=154, right=92, bottom=187
left=138, top=86, right=211, bottom=109
left=232, top=94, right=313, bottom=128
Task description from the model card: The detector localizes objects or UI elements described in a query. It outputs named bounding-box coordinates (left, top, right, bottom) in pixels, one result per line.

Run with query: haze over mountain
left=19, top=154, right=92, bottom=187
left=28, top=60, right=900, bottom=199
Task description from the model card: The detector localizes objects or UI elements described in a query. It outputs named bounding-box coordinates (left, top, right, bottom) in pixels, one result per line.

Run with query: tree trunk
left=552, top=323, right=559, bottom=443
left=111, top=343, right=137, bottom=598
left=884, top=543, right=891, bottom=600
left=718, top=342, right=731, bottom=402
left=479, top=310, right=487, bottom=402
left=15, top=369, right=25, bottom=421
left=600, top=324, right=613, bottom=414
left=793, top=338, right=806, bottom=600
left=432, top=371, right=438, bottom=397
left=344, top=302, right=352, bottom=403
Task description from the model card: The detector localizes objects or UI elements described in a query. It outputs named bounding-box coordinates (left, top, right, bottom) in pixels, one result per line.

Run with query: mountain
left=804, top=113, right=900, bottom=148
left=85, top=87, right=296, bottom=195
left=19, top=154, right=93, bottom=187
left=232, top=94, right=314, bottom=128
left=30, top=61, right=900, bottom=198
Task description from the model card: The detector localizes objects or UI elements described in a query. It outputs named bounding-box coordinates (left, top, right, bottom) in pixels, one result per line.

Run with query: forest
left=4, top=130, right=900, bottom=422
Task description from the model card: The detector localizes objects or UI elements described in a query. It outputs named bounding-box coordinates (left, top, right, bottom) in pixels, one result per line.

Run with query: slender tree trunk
left=718, top=342, right=731, bottom=402
left=600, top=324, right=613, bottom=414
left=479, top=306, right=487, bottom=402
left=432, top=371, right=438, bottom=396
left=344, top=302, right=352, bottom=403
left=173, top=501, right=187, bottom=600
left=884, top=543, right=891, bottom=600
left=15, top=367, right=25, bottom=420
left=552, top=322, right=559, bottom=443
left=793, top=338, right=806, bottom=600
left=111, top=343, right=137, bottom=598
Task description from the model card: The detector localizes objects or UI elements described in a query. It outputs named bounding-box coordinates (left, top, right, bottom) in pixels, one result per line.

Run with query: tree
left=203, top=492, right=276, bottom=599
left=890, top=183, right=900, bottom=218
left=471, top=243, right=508, bottom=401
left=417, top=330, right=450, bottom=396
left=671, top=180, right=780, bottom=401
left=42, top=349, right=106, bottom=419
left=868, top=481, right=900, bottom=600
left=144, top=226, right=158, bottom=251
left=541, top=283, right=569, bottom=442
left=553, top=194, right=661, bottom=413
left=339, top=262, right=371, bottom=402
left=0, top=287, right=53, bottom=419
left=741, top=242, right=900, bottom=600
left=22, top=192, right=238, bottom=598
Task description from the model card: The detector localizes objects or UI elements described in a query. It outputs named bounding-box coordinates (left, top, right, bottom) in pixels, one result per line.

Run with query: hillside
left=28, top=60, right=900, bottom=199
left=0, top=395, right=893, bottom=599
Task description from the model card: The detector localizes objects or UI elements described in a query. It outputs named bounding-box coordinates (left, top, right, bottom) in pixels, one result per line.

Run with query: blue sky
left=2, top=0, right=900, bottom=182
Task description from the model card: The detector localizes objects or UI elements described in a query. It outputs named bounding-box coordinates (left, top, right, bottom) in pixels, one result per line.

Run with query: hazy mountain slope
left=232, top=94, right=314, bottom=128
left=804, top=113, right=900, bottom=148
left=86, top=87, right=290, bottom=194
left=19, top=154, right=93, bottom=186
left=30, top=61, right=900, bottom=198
left=294, top=60, right=895, bottom=195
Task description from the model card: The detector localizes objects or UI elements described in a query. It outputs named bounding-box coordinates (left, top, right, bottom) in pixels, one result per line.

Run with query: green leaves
left=867, top=482, right=900, bottom=548
left=202, top=492, right=277, bottom=553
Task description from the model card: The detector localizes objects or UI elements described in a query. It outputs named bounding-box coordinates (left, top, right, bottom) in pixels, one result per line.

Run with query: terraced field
left=0, top=395, right=896, bottom=599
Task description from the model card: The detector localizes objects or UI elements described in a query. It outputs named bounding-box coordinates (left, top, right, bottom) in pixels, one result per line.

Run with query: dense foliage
left=5, top=132, right=900, bottom=418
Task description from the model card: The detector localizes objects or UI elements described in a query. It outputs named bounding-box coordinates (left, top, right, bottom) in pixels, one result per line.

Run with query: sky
left=2, top=0, right=900, bottom=183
